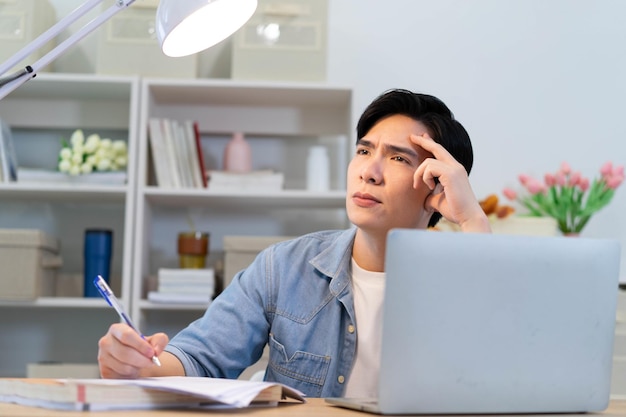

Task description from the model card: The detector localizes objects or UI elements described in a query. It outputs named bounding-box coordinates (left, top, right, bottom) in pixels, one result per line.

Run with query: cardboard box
left=0, top=229, right=62, bottom=300
left=0, top=0, right=56, bottom=73
left=96, top=0, right=197, bottom=78
left=27, top=363, right=100, bottom=378
left=223, top=235, right=293, bottom=288
left=231, top=0, right=328, bottom=81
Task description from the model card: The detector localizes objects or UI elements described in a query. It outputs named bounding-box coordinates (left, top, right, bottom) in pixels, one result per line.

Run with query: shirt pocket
left=266, top=333, right=331, bottom=397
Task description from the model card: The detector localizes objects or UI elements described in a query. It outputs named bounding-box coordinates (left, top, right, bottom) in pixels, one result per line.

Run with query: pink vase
left=223, top=132, right=252, bottom=173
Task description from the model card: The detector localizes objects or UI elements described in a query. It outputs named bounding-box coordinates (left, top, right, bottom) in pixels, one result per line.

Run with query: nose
left=360, top=158, right=383, bottom=184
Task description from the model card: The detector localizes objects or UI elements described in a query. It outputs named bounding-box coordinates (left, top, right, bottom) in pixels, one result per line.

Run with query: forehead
left=365, top=114, right=430, bottom=140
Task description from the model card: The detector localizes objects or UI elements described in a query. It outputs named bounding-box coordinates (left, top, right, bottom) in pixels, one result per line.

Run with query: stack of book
left=0, top=376, right=305, bottom=411
left=147, top=118, right=206, bottom=189
left=147, top=268, right=215, bottom=304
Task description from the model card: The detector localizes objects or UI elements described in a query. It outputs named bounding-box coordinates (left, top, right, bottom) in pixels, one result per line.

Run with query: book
left=207, top=170, right=284, bottom=191
left=147, top=291, right=213, bottom=304
left=158, top=267, right=215, bottom=283
left=154, top=268, right=215, bottom=300
left=148, top=118, right=173, bottom=188
left=0, top=376, right=305, bottom=411
left=184, top=120, right=204, bottom=188
left=0, top=119, right=18, bottom=183
left=173, top=120, right=194, bottom=188
left=161, top=118, right=182, bottom=188
left=193, top=121, right=208, bottom=188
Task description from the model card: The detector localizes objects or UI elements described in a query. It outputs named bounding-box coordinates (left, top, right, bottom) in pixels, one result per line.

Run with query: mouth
left=352, top=192, right=382, bottom=207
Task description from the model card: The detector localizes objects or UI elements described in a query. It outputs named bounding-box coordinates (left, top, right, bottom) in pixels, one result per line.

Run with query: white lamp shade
left=156, top=0, right=257, bottom=58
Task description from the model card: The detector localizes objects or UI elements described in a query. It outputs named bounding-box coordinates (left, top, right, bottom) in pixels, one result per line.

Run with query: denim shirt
left=164, top=228, right=358, bottom=397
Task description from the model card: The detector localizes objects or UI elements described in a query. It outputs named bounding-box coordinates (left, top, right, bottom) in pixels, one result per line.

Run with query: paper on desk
left=70, top=376, right=305, bottom=408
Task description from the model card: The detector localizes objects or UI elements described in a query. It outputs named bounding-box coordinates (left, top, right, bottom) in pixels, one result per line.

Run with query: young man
left=97, top=89, right=491, bottom=397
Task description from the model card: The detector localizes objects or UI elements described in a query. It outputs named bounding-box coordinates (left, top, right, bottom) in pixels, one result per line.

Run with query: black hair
left=356, top=89, right=474, bottom=227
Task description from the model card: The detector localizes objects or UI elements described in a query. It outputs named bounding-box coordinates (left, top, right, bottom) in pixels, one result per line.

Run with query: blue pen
left=93, top=275, right=161, bottom=367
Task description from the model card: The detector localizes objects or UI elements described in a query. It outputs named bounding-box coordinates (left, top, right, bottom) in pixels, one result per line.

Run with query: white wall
left=331, top=0, right=626, bottom=281
left=46, top=0, right=626, bottom=279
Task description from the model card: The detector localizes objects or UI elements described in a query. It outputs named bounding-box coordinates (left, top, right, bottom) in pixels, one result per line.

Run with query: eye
left=356, top=148, right=369, bottom=156
left=392, top=155, right=409, bottom=163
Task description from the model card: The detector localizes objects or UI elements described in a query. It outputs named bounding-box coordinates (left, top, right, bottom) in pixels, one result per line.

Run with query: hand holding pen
left=94, top=275, right=162, bottom=367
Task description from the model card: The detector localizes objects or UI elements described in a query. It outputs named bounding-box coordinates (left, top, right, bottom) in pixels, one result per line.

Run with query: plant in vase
left=58, top=129, right=128, bottom=175
left=503, top=161, right=624, bottom=235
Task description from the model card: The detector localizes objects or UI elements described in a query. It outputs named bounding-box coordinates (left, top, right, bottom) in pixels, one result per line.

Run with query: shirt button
left=338, top=375, right=345, bottom=384
left=348, top=325, right=355, bottom=333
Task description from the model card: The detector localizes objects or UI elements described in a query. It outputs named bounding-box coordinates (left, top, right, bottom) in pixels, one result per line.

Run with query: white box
left=96, top=0, right=197, bottom=78
left=223, top=235, right=293, bottom=287
left=0, top=0, right=56, bottom=73
left=0, top=229, right=62, bottom=300
left=231, top=0, right=328, bottom=81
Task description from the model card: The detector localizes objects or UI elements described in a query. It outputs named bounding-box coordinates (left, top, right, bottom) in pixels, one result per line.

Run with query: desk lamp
left=0, top=0, right=258, bottom=100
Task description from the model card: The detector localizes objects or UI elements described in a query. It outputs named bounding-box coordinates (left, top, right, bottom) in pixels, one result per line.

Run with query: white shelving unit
left=132, top=79, right=354, bottom=337
left=0, top=73, right=139, bottom=377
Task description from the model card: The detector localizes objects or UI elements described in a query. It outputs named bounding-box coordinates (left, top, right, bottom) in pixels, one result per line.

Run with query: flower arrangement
left=58, top=129, right=128, bottom=175
left=503, top=161, right=624, bottom=235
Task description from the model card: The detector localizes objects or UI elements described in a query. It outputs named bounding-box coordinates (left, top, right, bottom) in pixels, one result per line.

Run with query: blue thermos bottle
left=84, top=229, right=113, bottom=297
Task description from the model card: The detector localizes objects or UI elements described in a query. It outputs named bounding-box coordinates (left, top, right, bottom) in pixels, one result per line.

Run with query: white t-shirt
left=344, top=258, right=386, bottom=398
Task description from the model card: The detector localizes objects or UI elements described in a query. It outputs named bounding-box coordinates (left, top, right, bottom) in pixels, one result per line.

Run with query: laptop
left=326, top=229, right=621, bottom=414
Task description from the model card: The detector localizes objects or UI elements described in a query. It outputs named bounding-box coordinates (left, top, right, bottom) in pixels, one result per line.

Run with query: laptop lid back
left=380, top=229, right=620, bottom=414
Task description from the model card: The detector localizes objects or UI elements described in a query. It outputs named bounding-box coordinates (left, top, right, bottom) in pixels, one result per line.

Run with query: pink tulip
left=503, top=188, right=517, bottom=201
left=613, top=165, right=624, bottom=177
left=560, top=161, right=571, bottom=175
left=518, top=174, right=531, bottom=186
left=527, top=180, right=545, bottom=195
left=568, top=171, right=581, bottom=187
left=544, top=173, right=556, bottom=187
left=578, top=177, right=590, bottom=192
left=555, top=172, right=567, bottom=187
left=600, top=161, right=613, bottom=177
left=606, top=175, right=624, bottom=190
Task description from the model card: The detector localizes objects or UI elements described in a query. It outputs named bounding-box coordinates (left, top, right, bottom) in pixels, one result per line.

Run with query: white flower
left=95, top=148, right=108, bottom=161
left=84, top=134, right=100, bottom=153
left=70, top=129, right=84, bottom=147
left=80, top=162, right=93, bottom=174
left=59, top=148, right=72, bottom=160
left=97, top=158, right=111, bottom=171
left=71, top=152, right=83, bottom=165
left=58, top=159, right=71, bottom=173
left=100, top=138, right=112, bottom=149
left=115, top=155, right=127, bottom=168
left=112, top=140, right=127, bottom=154
left=69, top=164, right=81, bottom=176
left=58, top=130, right=129, bottom=174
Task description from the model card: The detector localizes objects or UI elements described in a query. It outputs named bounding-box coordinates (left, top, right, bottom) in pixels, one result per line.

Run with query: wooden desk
left=1, top=398, right=625, bottom=417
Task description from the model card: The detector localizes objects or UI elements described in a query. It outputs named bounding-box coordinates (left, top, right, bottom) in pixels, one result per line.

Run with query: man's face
left=346, top=114, right=434, bottom=235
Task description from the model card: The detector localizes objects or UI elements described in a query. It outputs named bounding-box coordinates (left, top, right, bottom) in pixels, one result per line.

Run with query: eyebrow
left=357, top=139, right=420, bottom=159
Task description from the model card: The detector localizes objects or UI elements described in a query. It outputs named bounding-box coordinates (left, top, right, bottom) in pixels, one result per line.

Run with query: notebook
left=326, top=229, right=621, bottom=414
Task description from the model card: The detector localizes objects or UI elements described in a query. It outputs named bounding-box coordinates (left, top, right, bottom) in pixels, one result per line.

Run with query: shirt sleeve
left=164, top=247, right=272, bottom=379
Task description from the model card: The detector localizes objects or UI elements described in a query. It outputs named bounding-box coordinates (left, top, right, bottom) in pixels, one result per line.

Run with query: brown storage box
left=0, top=229, right=62, bottom=300
left=223, top=235, right=293, bottom=288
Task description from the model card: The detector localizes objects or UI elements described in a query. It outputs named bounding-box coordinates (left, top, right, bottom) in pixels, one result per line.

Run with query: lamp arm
left=0, top=0, right=136, bottom=101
